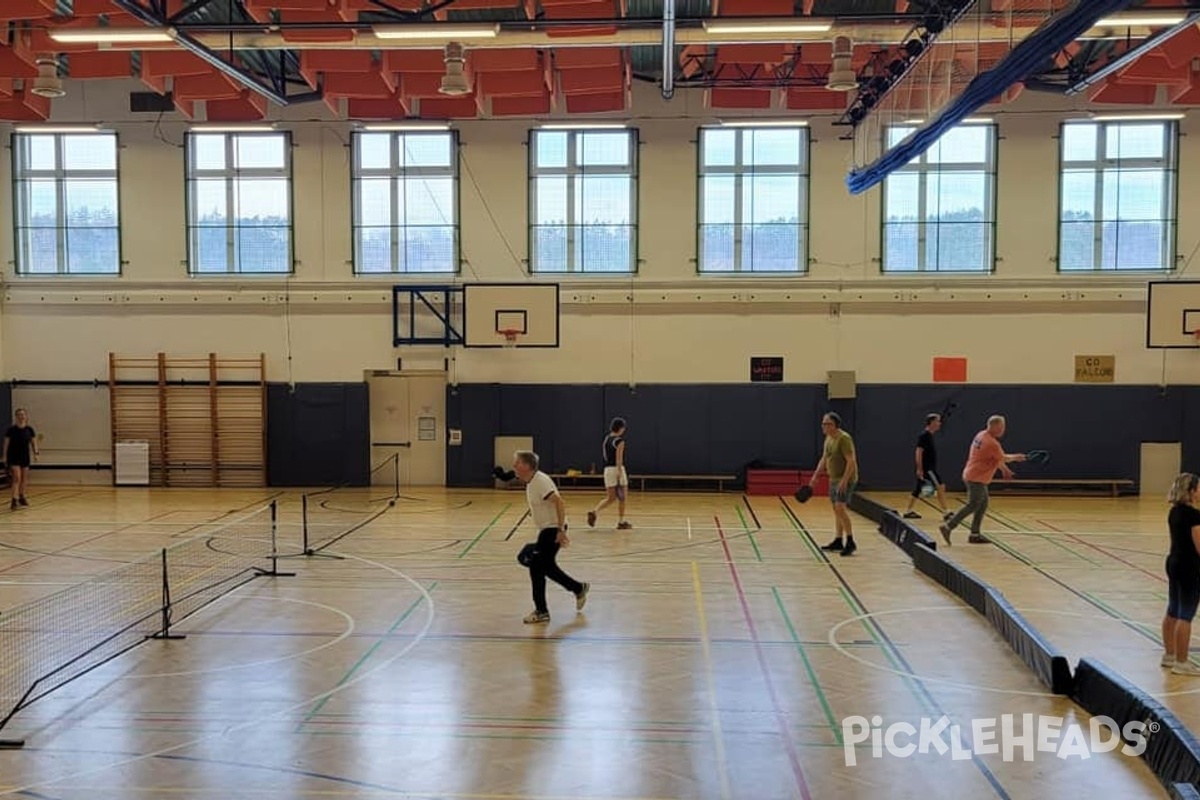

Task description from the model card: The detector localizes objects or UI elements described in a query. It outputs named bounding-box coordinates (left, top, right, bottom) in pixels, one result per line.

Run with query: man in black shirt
left=903, top=413, right=950, bottom=521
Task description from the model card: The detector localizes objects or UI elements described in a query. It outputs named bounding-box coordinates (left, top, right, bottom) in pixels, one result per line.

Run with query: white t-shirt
left=525, top=471, right=562, bottom=531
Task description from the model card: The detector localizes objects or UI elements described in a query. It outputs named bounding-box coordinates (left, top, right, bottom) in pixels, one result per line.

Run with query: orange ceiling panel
left=1156, top=26, right=1200, bottom=70
left=553, top=47, right=623, bottom=70
left=346, top=91, right=412, bottom=118
left=66, top=51, right=134, bottom=79
left=142, top=51, right=213, bottom=79
left=174, top=72, right=244, bottom=102
left=384, top=50, right=449, bottom=74
left=1115, top=50, right=1179, bottom=84
left=785, top=88, right=850, bottom=110
left=476, top=70, right=550, bottom=97
left=1169, top=74, right=1200, bottom=105
left=717, top=0, right=793, bottom=15
left=708, top=87, right=773, bottom=109
left=244, top=0, right=334, bottom=10
left=1089, top=77, right=1158, bottom=104
left=324, top=70, right=399, bottom=99
left=417, top=94, right=480, bottom=118
left=399, top=73, right=459, bottom=98
left=562, top=89, right=626, bottom=112
left=470, top=49, right=542, bottom=73
left=491, top=92, right=553, bottom=116
left=0, top=89, right=52, bottom=122
left=205, top=90, right=270, bottom=122
left=299, top=50, right=375, bottom=87
left=558, top=64, right=626, bottom=93
left=0, top=0, right=55, bottom=21
left=0, top=44, right=38, bottom=80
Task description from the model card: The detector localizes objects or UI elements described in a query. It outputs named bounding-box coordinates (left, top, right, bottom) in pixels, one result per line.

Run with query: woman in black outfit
left=1163, top=472, right=1200, bottom=676
left=2, top=409, right=38, bottom=510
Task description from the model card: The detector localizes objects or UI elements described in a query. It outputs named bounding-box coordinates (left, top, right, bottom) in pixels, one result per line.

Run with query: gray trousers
left=945, top=481, right=989, bottom=536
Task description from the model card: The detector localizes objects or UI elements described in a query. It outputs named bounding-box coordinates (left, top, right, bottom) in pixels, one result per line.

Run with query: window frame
left=11, top=131, right=123, bottom=276
left=880, top=122, right=999, bottom=274
left=349, top=129, right=461, bottom=276
left=184, top=130, right=295, bottom=275
left=1055, top=119, right=1179, bottom=273
left=694, top=125, right=812, bottom=275
left=526, top=127, right=640, bottom=275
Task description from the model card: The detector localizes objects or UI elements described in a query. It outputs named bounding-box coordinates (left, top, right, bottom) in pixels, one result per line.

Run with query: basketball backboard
left=463, top=283, right=559, bottom=348
left=1147, top=281, right=1200, bottom=348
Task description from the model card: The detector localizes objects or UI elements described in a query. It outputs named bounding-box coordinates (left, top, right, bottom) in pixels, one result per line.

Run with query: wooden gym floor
left=0, top=484, right=1187, bottom=799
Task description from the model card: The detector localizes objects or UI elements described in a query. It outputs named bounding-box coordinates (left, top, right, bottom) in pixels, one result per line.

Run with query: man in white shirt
left=513, top=450, right=590, bottom=624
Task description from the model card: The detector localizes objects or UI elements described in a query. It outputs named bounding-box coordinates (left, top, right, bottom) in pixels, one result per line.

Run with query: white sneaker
left=1161, top=653, right=1176, bottom=668
left=1172, top=661, right=1200, bottom=676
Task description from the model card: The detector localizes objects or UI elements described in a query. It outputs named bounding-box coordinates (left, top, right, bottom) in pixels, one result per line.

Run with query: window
left=12, top=132, right=120, bottom=274
left=697, top=126, right=809, bottom=273
left=882, top=123, right=997, bottom=273
left=1058, top=120, right=1178, bottom=271
left=186, top=131, right=292, bottom=274
left=529, top=128, right=637, bottom=273
left=352, top=130, right=459, bottom=274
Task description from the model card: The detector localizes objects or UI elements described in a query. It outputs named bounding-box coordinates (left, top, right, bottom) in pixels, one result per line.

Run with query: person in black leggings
left=1163, top=472, right=1200, bottom=676
left=2, top=409, right=38, bottom=510
left=512, top=449, right=589, bottom=624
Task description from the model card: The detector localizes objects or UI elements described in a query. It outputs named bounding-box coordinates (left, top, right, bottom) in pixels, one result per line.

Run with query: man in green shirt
left=807, top=411, right=859, bottom=556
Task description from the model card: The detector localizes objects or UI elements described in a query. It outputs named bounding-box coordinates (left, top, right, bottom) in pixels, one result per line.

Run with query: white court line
left=687, top=517, right=692, bottom=541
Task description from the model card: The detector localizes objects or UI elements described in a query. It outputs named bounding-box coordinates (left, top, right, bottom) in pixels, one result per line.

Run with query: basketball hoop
left=499, top=329, right=521, bottom=349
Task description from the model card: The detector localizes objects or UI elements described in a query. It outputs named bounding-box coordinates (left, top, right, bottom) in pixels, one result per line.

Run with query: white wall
left=2, top=79, right=1198, bottom=385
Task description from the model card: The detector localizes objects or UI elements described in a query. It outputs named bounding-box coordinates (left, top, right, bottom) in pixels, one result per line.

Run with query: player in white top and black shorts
left=512, top=450, right=589, bottom=624
left=588, top=417, right=632, bottom=530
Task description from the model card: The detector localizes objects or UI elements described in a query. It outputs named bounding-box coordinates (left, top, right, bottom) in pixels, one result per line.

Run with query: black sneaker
left=18, top=497, right=27, bottom=507
left=939, top=524, right=952, bottom=547
left=839, top=539, right=858, bottom=556
left=968, top=534, right=990, bottom=544
left=821, top=538, right=844, bottom=552
left=903, top=511, right=921, bottom=519
left=9, top=499, right=16, bottom=511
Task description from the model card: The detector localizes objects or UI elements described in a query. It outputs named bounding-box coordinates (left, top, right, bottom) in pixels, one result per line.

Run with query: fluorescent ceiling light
left=1095, top=14, right=1187, bottom=27
left=903, top=117, right=993, bottom=125
left=13, top=124, right=105, bottom=133
left=719, top=119, right=808, bottom=127
left=372, top=24, right=498, bottom=40
left=538, top=122, right=627, bottom=130
left=49, top=27, right=176, bottom=43
left=702, top=20, right=833, bottom=35
left=190, top=124, right=278, bottom=132
left=358, top=122, right=450, bottom=131
left=1085, top=112, right=1187, bottom=122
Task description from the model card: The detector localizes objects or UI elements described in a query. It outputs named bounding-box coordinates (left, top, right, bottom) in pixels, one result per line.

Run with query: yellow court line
left=690, top=560, right=733, bottom=800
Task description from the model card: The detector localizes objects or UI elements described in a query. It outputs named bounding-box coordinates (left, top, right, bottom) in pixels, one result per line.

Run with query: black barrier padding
left=1075, top=658, right=1200, bottom=790
left=912, top=543, right=951, bottom=591
left=984, top=589, right=1073, bottom=695
left=880, top=511, right=939, bottom=556
left=1172, top=783, right=1200, bottom=800
left=848, top=493, right=892, bottom=526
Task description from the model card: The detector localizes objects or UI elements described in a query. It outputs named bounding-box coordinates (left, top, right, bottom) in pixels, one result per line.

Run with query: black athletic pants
left=530, top=526, right=583, bottom=613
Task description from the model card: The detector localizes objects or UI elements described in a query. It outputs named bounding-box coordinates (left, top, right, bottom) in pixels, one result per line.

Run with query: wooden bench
left=549, top=473, right=737, bottom=492
left=988, top=478, right=1135, bottom=498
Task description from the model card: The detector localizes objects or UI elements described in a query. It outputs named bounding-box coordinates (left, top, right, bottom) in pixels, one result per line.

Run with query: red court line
left=714, top=514, right=813, bottom=800
left=1038, top=519, right=1164, bottom=584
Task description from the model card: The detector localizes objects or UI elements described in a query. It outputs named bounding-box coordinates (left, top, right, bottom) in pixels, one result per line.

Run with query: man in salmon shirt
left=939, top=415, right=1026, bottom=546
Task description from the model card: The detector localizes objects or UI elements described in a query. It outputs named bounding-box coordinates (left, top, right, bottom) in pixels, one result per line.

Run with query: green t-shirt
left=823, top=431, right=856, bottom=481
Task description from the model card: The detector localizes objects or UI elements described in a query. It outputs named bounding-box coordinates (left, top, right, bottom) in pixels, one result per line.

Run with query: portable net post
left=151, top=548, right=186, bottom=641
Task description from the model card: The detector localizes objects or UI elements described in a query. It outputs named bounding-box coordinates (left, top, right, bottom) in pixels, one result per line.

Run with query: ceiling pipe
left=111, top=0, right=290, bottom=105
left=662, top=0, right=675, bottom=100
left=1066, top=12, right=1200, bottom=95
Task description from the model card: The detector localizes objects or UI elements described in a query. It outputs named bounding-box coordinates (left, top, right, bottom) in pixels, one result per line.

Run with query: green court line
left=1083, top=591, right=1159, bottom=636
left=736, top=505, right=763, bottom=562
left=457, top=504, right=511, bottom=558
left=833, top=584, right=933, bottom=716
left=772, top=587, right=840, bottom=744
left=300, top=582, right=438, bottom=726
